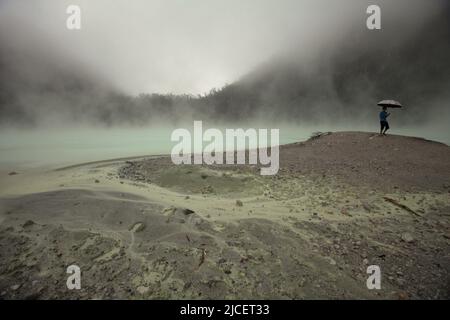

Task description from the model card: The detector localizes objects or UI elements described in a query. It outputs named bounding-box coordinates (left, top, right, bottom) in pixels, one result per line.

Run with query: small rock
left=236, top=200, right=243, bottom=207
left=8, top=171, right=18, bottom=176
left=11, top=284, right=21, bottom=291
left=401, top=233, right=414, bottom=243
left=182, top=208, right=195, bottom=215
left=95, top=179, right=100, bottom=183
left=137, top=286, right=150, bottom=294
left=22, top=220, right=35, bottom=228
left=397, top=292, right=408, bottom=300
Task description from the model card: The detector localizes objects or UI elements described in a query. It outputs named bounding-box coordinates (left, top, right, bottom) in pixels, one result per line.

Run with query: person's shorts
left=380, top=121, right=389, bottom=131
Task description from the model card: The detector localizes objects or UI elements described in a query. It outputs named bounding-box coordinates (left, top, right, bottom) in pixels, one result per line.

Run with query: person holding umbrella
left=379, top=106, right=390, bottom=135
left=377, top=100, right=403, bottom=135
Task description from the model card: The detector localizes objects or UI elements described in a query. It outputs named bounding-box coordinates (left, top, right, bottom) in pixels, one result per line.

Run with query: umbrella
left=377, top=100, right=403, bottom=108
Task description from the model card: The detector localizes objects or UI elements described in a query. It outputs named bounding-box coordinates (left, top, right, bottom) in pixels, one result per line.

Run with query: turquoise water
left=0, top=123, right=448, bottom=168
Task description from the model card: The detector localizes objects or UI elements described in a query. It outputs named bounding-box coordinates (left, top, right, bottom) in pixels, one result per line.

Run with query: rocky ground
left=0, top=132, right=449, bottom=299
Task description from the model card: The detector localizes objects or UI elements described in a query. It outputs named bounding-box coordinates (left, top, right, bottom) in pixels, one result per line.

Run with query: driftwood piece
left=383, top=197, right=422, bottom=217
left=197, top=249, right=206, bottom=269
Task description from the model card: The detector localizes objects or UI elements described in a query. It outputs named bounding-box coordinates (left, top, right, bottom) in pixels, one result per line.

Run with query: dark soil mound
left=280, top=132, right=450, bottom=192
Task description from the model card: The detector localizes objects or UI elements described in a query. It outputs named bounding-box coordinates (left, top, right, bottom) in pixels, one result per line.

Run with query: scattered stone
left=163, top=206, right=176, bottom=214
left=11, top=284, right=20, bottom=291
left=95, top=179, right=100, bottom=183
left=397, top=292, right=409, bottom=300
left=182, top=208, right=195, bottom=215
left=137, top=286, right=150, bottom=295
left=185, top=195, right=190, bottom=200
left=22, top=220, right=35, bottom=228
left=236, top=200, right=243, bottom=207
left=401, top=232, right=414, bottom=243
left=8, top=171, right=18, bottom=176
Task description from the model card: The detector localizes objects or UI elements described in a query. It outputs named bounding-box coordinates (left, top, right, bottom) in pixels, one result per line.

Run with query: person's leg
left=383, top=122, right=390, bottom=134
left=380, top=122, right=384, bottom=135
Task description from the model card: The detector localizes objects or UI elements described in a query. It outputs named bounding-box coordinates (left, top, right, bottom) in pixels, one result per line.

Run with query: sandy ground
left=0, top=131, right=449, bottom=299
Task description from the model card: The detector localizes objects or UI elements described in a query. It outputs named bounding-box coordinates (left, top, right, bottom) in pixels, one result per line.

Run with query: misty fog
left=1, top=0, right=449, bottom=167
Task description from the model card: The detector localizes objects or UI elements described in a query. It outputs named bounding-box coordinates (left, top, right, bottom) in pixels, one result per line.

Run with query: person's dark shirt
left=379, top=111, right=389, bottom=121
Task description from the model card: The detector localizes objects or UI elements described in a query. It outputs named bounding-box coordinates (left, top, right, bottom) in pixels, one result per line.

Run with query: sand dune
left=0, top=132, right=449, bottom=299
